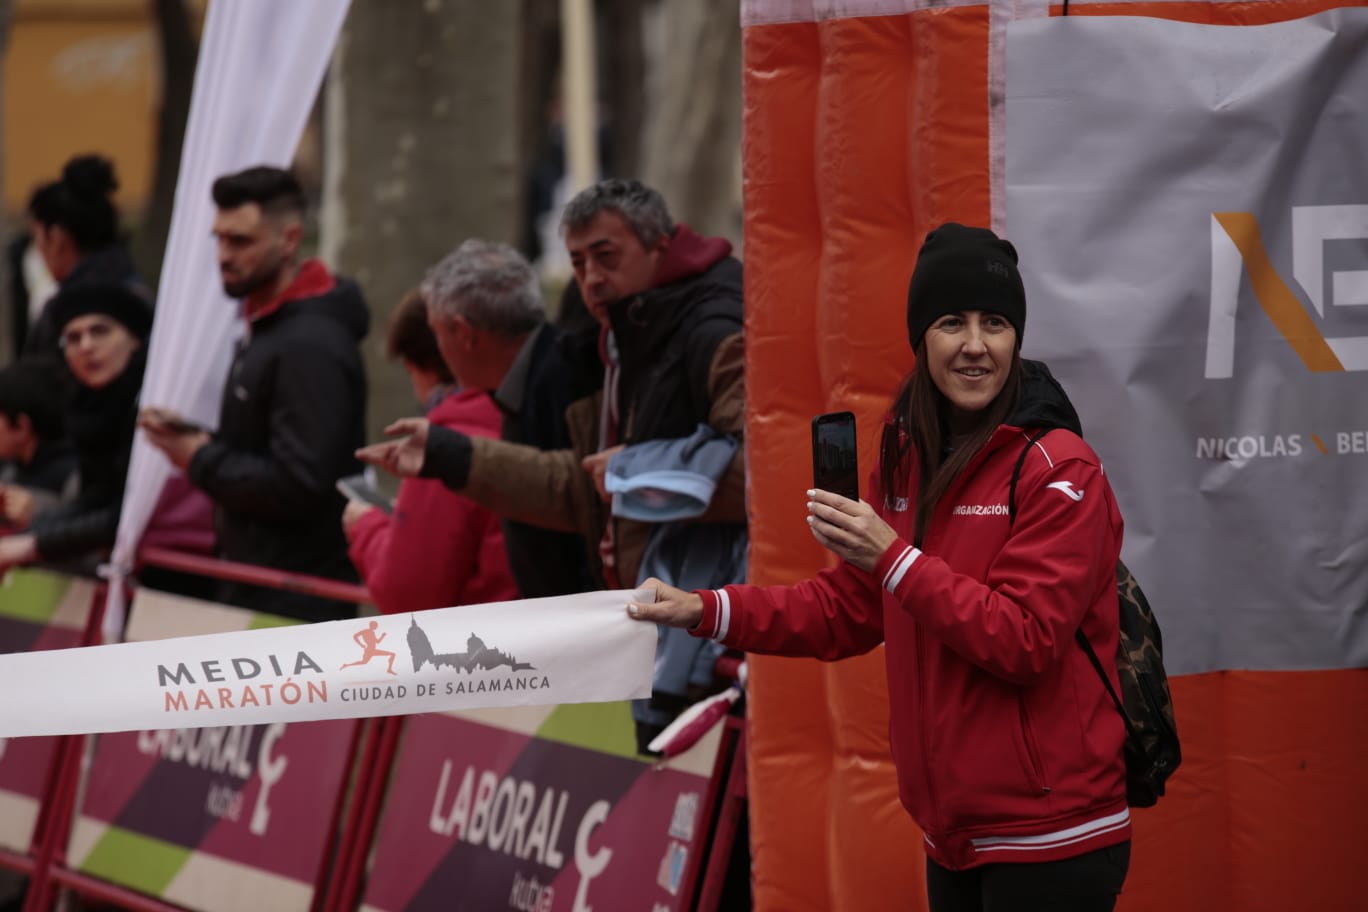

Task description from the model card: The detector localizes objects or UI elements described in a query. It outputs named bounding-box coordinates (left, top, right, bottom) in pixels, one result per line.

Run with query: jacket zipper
left=1018, top=698, right=1050, bottom=794
left=916, top=622, right=942, bottom=838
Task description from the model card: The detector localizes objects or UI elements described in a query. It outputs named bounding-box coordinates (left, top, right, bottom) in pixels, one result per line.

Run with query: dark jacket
left=188, top=261, right=369, bottom=621
left=611, top=246, right=744, bottom=446
left=30, top=348, right=146, bottom=562
left=494, top=322, right=600, bottom=598
left=429, top=227, right=748, bottom=590
left=7, top=437, right=77, bottom=496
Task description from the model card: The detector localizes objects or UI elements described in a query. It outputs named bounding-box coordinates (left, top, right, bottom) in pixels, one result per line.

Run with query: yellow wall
left=4, top=0, right=164, bottom=216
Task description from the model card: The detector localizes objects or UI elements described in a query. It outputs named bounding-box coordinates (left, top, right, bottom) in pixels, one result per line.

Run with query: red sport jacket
left=694, top=418, right=1130, bottom=870
left=349, top=389, right=518, bottom=614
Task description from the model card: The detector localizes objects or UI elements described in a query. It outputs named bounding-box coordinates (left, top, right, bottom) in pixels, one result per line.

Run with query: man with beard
left=142, top=166, right=369, bottom=622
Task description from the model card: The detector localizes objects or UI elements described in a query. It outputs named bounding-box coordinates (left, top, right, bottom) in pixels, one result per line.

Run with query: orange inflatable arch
left=739, top=1, right=1367, bottom=909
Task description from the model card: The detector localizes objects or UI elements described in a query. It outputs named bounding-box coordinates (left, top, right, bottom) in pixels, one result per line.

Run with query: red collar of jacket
left=245, top=258, right=336, bottom=324
left=593, top=223, right=733, bottom=367
left=650, top=223, right=732, bottom=288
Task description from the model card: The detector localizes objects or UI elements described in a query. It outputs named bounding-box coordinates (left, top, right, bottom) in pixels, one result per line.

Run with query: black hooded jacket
left=29, top=347, right=147, bottom=561
left=1008, top=359, right=1083, bottom=437
left=608, top=254, right=744, bottom=446
left=188, top=275, right=369, bottom=620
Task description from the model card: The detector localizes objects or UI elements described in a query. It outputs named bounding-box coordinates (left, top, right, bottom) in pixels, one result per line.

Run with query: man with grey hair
left=422, top=239, right=545, bottom=390
left=360, top=178, right=746, bottom=752
left=420, top=239, right=599, bottom=599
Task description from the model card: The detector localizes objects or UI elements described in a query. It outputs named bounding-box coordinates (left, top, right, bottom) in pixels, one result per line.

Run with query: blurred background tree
left=0, top=0, right=742, bottom=437
left=320, top=0, right=524, bottom=440
left=0, top=0, right=12, bottom=363
left=129, top=0, right=196, bottom=289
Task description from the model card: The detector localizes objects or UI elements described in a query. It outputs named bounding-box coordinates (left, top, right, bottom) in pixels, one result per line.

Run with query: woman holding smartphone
left=629, top=223, right=1130, bottom=911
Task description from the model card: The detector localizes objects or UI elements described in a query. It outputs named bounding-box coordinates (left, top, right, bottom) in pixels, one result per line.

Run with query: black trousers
left=926, top=842, right=1130, bottom=912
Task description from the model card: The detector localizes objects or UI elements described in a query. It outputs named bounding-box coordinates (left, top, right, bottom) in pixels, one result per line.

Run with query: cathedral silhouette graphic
left=406, top=618, right=536, bottom=674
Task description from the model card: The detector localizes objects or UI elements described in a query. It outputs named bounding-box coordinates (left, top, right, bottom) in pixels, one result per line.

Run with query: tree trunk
left=600, top=0, right=645, bottom=179
left=640, top=0, right=741, bottom=247
left=132, top=0, right=198, bottom=289
left=0, top=0, right=13, bottom=362
left=321, top=0, right=523, bottom=440
left=518, top=0, right=562, bottom=261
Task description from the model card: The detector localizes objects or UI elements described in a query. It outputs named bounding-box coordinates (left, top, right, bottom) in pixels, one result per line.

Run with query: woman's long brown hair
left=879, top=344, right=1023, bottom=547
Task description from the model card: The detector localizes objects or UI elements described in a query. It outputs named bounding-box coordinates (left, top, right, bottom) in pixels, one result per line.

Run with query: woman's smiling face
left=922, top=309, right=1017, bottom=433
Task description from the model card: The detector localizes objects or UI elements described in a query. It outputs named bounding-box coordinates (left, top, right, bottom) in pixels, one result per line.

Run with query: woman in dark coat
left=0, top=283, right=151, bottom=573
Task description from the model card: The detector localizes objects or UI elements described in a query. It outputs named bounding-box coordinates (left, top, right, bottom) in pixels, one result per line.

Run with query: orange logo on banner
left=1213, top=211, right=1345, bottom=374
left=339, top=620, right=397, bottom=676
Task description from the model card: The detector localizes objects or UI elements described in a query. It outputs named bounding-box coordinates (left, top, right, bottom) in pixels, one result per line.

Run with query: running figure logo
left=340, top=620, right=398, bottom=675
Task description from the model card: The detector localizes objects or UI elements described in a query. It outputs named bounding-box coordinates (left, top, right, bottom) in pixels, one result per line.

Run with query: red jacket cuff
left=691, top=588, right=724, bottom=640
left=872, top=538, right=921, bottom=596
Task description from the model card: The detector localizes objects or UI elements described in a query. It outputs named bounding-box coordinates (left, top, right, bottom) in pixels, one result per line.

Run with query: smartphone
left=336, top=472, right=395, bottom=514
left=812, top=411, right=859, bottom=502
left=161, top=417, right=208, bottom=435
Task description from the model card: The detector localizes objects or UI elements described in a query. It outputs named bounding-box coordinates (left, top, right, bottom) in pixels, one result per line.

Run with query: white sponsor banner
left=1006, top=8, right=1368, bottom=674
left=0, top=590, right=655, bottom=738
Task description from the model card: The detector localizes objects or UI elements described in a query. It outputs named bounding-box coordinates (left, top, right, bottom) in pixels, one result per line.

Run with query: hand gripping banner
left=0, top=589, right=656, bottom=738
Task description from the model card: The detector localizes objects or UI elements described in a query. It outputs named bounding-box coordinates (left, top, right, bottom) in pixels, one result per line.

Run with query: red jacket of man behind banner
left=349, top=389, right=518, bottom=614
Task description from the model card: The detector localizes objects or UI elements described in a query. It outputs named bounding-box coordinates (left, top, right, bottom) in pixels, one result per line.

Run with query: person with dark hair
left=0, top=283, right=152, bottom=572
left=343, top=278, right=517, bottom=615
left=23, top=154, right=150, bottom=356
left=208, top=165, right=308, bottom=220
left=0, top=360, right=78, bottom=525
left=359, top=179, right=747, bottom=751
left=384, top=288, right=454, bottom=412
left=140, top=165, right=369, bottom=623
left=629, top=224, right=1131, bottom=910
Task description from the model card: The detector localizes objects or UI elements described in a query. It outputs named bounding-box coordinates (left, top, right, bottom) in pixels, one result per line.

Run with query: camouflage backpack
left=1009, top=429, right=1181, bottom=808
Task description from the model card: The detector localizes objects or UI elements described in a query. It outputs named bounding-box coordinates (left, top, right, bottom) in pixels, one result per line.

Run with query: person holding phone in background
left=342, top=276, right=517, bottom=615
left=629, top=224, right=1131, bottom=910
left=141, top=166, right=369, bottom=623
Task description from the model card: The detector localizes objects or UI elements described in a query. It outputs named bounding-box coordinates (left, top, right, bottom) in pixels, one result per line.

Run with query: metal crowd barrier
left=0, top=548, right=750, bottom=912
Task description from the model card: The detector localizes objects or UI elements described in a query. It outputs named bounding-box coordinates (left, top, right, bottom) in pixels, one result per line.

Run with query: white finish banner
left=1006, top=8, right=1368, bottom=674
left=0, top=590, right=655, bottom=738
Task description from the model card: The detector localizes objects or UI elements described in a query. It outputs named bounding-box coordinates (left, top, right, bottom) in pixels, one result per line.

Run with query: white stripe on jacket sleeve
left=714, top=589, right=731, bottom=640
left=882, top=545, right=921, bottom=594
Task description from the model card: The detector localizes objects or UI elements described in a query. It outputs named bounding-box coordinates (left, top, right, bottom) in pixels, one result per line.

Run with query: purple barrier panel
left=63, top=588, right=359, bottom=912
left=0, top=569, right=96, bottom=854
left=361, top=702, right=722, bottom=912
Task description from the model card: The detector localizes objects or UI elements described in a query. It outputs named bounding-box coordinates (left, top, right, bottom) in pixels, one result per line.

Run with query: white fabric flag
left=108, top=0, right=353, bottom=632
left=1006, top=8, right=1368, bottom=674
left=0, top=590, right=656, bottom=738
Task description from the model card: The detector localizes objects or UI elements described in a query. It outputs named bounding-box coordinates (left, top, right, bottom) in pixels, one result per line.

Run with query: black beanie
left=905, top=222, right=1025, bottom=350
left=49, top=282, right=153, bottom=342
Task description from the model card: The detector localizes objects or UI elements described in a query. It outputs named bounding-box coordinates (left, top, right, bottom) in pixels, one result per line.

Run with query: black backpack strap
left=1010, top=428, right=1136, bottom=739
left=1007, top=429, right=1054, bottom=527
left=1074, top=628, right=1137, bottom=740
